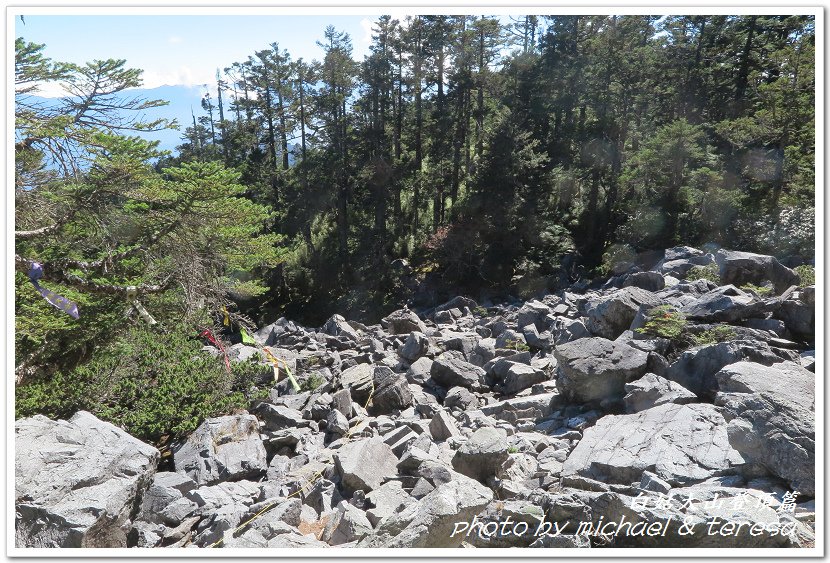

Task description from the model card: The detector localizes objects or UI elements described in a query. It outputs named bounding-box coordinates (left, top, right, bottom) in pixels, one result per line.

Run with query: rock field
left=15, top=247, right=816, bottom=549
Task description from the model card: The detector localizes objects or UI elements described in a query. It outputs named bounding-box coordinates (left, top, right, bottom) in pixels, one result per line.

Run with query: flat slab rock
left=561, top=402, right=744, bottom=487
left=716, top=361, right=815, bottom=496
left=15, top=411, right=160, bottom=548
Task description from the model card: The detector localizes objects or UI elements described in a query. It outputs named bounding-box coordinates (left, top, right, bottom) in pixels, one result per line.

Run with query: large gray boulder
left=715, top=249, right=800, bottom=294
left=358, top=473, right=493, bottom=547
left=716, top=361, right=815, bottom=496
left=561, top=403, right=744, bottom=486
left=451, top=427, right=509, bottom=482
left=365, top=481, right=416, bottom=526
left=554, top=337, right=649, bottom=403
left=382, top=308, right=427, bottom=335
left=550, top=317, right=592, bottom=345
left=334, top=438, right=399, bottom=494
left=430, top=350, right=487, bottom=390
left=680, top=286, right=756, bottom=322
left=369, top=367, right=413, bottom=415
left=654, top=246, right=713, bottom=277
left=15, top=411, right=159, bottom=548
left=173, top=414, right=267, bottom=486
left=584, top=287, right=663, bottom=339
left=320, top=501, right=373, bottom=545
left=340, top=363, right=375, bottom=403
left=516, top=300, right=552, bottom=331
left=623, top=271, right=665, bottom=292
left=665, top=339, right=789, bottom=398
left=499, top=362, right=548, bottom=395
left=398, top=331, right=429, bottom=362
left=623, top=373, right=697, bottom=413
left=322, top=314, right=360, bottom=341
left=775, top=288, right=815, bottom=340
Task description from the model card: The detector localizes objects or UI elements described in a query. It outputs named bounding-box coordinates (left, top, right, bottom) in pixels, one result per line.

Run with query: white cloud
left=140, top=66, right=214, bottom=89
left=359, top=17, right=373, bottom=45
left=25, top=81, right=70, bottom=99
left=168, top=35, right=183, bottom=45
left=359, top=13, right=413, bottom=47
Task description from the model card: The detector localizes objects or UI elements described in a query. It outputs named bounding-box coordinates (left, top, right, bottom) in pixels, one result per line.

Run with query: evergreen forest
left=14, top=15, right=815, bottom=441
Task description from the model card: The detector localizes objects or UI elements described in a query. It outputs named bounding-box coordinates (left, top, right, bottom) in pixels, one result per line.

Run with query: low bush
left=690, top=325, right=737, bottom=346
left=795, top=264, right=815, bottom=286
left=741, top=283, right=773, bottom=296
left=638, top=305, right=687, bottom=340
left=15, top=322, right=267, bottom=443
left=685, top=264, right=720, bottom=284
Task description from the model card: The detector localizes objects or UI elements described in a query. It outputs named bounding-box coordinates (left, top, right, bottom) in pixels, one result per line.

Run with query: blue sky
left=14, top=14, right=384, bottom=96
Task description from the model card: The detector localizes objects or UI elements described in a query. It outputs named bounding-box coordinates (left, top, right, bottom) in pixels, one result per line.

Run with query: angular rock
left=365, top=481, right=416, bottom=526
left=254, top=317, right=296, bottom=346
left=303, top=478, right=343, bottom=517
left=253, top=403, right=304, bottom=431
left=480, top=392, right=562, bottom=423
left=554, top=337, right=649, bottom=403
left=331, top=388, right=352, bottom=418
left=623, top=271, right=665, bottom=292
left=680, top=286, right=757, bottom=322
left=326, top=410, right=349, bottom=436
left=369, top=367, right=413, bottom=415
left=173, top=414, right=267, bottom=486
left=623, top=373, right=697, bottom=413
left=500, top=362, right=548, bottom=395
left=430, top=351, right=486, bottom=390
left=382, top=308, right=427, bottom=335
left=358, top=474, right=493, bottom=547
left=434, top=296, right=478, bottom=315
left=561, top=403, right=744, bottom=486
left=399, top=331, right=429, bottom=362
left=716, top=361, right=815, bottom=496
left=340, top=363, right=375, bottom=403
left=495, top=329, right=527, bottom=350
left=452, top=427, right=509, bottom=482
left=15, top=412, right=159, bottom=548
left=516, top=300, right=552, bottom=331
left=321, top=502, right=373, bottom=545
left=775, top=290, right=815, bottom=340
left=550, top=317, right=592, bottom=345
left=322, top=314, right=360, bottom=341
left=584, top=287, right=662, bottom=339
left=429, top=410, right=461, bottom=441
left=444, top=386, right=479, bottom=411
left=334, top=438, right=399, bottom=494
left=665, top=339, right=789, bottom=398
left=715, top=249, right=800, bottom=294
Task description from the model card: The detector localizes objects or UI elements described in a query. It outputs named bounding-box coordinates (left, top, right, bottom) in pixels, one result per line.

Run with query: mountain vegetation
left=14, top=15, right=815, bottom=438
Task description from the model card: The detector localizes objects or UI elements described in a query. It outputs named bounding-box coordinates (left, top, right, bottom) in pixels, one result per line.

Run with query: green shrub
left=690, top=325, right=737, bottom=346
left=503, top=338, right=530, bottom=352
left=795, top=265, right=815, bottom=286
left=15, top=322, right=267, bottom=443
left=507, top=445, right=520, bottom=454
left=301, top=372, right=325, bottom=392
left=686, top=264, right=720, bottom=284
left=638, top=305, right=687, bottom=340
left=741, top=283, right=773, bottom=296
left=473, top=306, right=489, bottom=317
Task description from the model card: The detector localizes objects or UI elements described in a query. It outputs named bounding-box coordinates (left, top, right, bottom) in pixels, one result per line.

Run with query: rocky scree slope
left=15, top=247, right=816, bottom=549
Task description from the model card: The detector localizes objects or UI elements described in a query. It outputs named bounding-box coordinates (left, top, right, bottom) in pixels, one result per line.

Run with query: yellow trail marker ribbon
left=262, top=347, right=301, bottom=392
